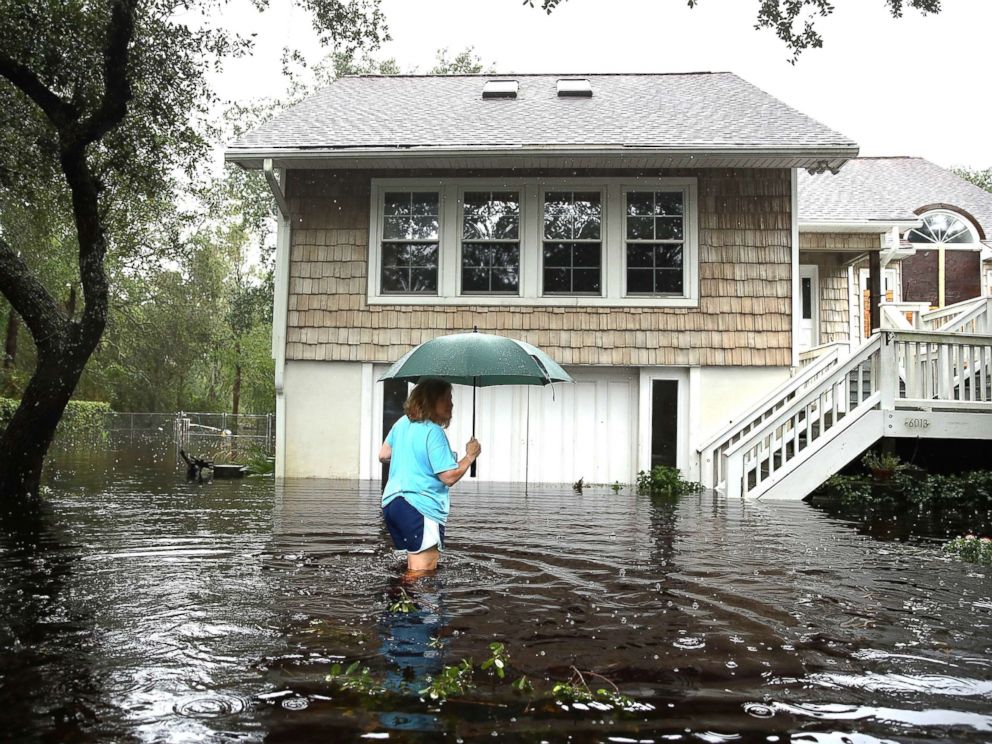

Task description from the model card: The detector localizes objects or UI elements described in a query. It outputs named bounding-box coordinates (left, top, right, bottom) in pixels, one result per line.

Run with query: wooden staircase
left=698, top=298, right=992, bottom=500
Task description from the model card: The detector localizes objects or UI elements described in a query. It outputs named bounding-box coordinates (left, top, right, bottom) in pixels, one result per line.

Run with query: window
left=368, top=178, right=698, bottom=307
left=543, top=190, right=602, bottom=295
left=380, top=191, right=440, bottom=294
left=461, top=191, right=520, bottom=294
left=907, top=210, right=978, bottom=246
left=625, top=191, right=685, bottom=295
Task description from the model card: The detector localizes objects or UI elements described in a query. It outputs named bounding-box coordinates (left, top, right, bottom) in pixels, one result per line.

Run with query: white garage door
left=371, top=366, right=638, bottom=485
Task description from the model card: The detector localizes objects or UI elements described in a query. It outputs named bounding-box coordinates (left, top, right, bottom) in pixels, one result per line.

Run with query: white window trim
left=368, top=177, right=699, bottom=308
left=456, top=184, right=527, bottom=298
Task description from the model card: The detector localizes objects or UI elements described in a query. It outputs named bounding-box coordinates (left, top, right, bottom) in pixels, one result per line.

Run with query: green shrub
left=635, top=465, right=704, bottom=496
left=943, top=535, right=992, bottom=565
left=0, top=397, right=111, bottom=437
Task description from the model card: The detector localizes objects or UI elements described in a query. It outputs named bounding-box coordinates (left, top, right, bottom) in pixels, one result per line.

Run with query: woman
left=379, top=379, right=481, bottom=574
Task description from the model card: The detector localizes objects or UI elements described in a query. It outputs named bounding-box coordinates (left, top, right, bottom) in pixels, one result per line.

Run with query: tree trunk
left=231, top=341, right=242, bottom=436
left=0, top=326, right=99, bottom=504
left=3, top=309, right=17, bottom=369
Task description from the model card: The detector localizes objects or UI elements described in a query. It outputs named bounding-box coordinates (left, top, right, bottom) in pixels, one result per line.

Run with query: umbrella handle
left=470, top=378, right=477, bottom=478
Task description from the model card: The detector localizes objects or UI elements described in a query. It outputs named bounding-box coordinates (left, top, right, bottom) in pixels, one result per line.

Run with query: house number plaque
left=903, top=417, right=931, bottom=430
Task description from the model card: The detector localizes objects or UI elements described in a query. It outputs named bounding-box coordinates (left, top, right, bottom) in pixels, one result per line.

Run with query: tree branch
left=0, top=235, right=67, bottom=350
left=0, top=53, right=76, bottom=128
left=76, top=0, right=136, bottom=147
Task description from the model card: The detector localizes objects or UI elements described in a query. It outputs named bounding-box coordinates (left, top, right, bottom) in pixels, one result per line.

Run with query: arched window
left=906, top=210, right=979, bottom=246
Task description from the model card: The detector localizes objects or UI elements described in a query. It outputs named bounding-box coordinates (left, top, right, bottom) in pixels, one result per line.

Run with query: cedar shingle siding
left=285, top=168, right=794, bottom=366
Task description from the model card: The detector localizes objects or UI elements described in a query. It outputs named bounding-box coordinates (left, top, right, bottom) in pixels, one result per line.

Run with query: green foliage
left=511, top=675, right=533, bottom=694
left=611, top=481, right=623, bottom=494
left=428, top=47, right=493, bottom=74
left=861, top=449, right=903, bottom=474
left=954, top=167, right=992, bottom=194
left=388, top=587, right=417, bottom=614
left=943, top=535, right=992, bottom=565
left=419, top=659, right=474, bottom=701
left=480, top=642, right=508, bottom=679
left=526, top=0, right=942, bottom=59
left=325, top=660, right=385, bottom=695
left=635, top=466, right=704, bottom=496
left=819, top=468, right=992, bottom=510
left=0, top=398, right=110, bottom=437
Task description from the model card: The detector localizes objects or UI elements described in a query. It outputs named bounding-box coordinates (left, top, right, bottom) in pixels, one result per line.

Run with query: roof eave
left=799, top=218, right=922, bottom=234
left=224, top=144, right=858, bottom=171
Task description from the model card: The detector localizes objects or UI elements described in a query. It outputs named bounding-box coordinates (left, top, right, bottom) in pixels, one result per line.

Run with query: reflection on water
left=0, top=442, right=990, bottom=742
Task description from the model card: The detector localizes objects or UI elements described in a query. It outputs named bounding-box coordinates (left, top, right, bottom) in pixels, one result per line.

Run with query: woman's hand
left=466, top=438, right=481, bottom=460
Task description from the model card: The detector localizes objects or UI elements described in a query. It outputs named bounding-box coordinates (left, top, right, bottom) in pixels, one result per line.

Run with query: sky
left=215, top=0, right=992, bottom=170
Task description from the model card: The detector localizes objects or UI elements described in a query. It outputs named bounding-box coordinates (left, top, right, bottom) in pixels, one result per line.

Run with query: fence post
left=879, top=332, right=897, bottom=411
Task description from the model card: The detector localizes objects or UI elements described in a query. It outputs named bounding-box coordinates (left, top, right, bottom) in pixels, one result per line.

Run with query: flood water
left=1, top=442, right=990, bottom=743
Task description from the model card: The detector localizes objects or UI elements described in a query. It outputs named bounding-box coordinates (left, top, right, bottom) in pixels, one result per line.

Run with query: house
left=226, top=73, right=992, bottom=499
left=799, top=158, right=992, bottom=344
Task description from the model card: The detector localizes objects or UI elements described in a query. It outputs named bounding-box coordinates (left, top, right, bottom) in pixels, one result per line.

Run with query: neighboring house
left=226, top=73, right=992, bottom=498
left=800, top=158, right=992, bottom=344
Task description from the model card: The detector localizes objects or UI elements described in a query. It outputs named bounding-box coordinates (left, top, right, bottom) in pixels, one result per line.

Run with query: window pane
left=384, top=192, right=410, bottom=216
left=382, top=216, right=407, bottom=240
left=627, top=216, right=654, bottom=240
left=462, top=267, right=490, bottom=293
left=627, top=269, right=654, bottom=294
left=627, top=191, right=654, bottom=216
left=572, top=269, right=601, bottom=293
left=491, top=267, right=519, bottom=293
left=462, top=242, right=490, bottom=268
left=408, top=243, right=438, bottom=267
left=543, top=192, right=571, bottom=239
left=655, top=217, right=683, bottom=240
left=492, top=244, right=518, bottom=268
left=463, top=191, right=519, bottom=240
left=655, top=244, right=683, bottom=269
left=627, top=244, right=653, bottom=268
left=573, top=244, right=601, bottom=268
left=656, top=270, right=682, bottom=294
left=543, top=242, right=571, bottom=267
left=410, top=268, right=437, bottom=292
left=655, top=192, right=684, bottom=216
left=412, top=192, right=439, bottom=216
left=543, top=268, right=570, bottom=293
left=381, top=268, right=407, bottom=292
left=801, top=276, right=812, bottom=319
left=573, top=192, right=601, bottom=240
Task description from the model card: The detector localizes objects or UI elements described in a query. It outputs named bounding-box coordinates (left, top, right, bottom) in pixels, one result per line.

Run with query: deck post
left=869, top=250, right=882, bottom=333
left=879, top=331, right=897, bottom=411
left=722, top=450, right=743, bottom=499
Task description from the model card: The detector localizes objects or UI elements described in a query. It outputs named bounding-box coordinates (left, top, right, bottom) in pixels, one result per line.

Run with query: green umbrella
left=378, top=329, right=573, bottom=477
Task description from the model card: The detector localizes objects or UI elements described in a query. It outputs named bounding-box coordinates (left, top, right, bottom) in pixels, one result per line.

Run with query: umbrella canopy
left=378, top=331, right=572, bottom=387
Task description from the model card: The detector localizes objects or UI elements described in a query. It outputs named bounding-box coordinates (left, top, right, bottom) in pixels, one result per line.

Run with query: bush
left=635, top=466, right=704, bottom=496
left=816, top=468, right=992, bottom=510
left=943, top=535, right=992, bottom=565
left=0, top=397, right=111, bottom=437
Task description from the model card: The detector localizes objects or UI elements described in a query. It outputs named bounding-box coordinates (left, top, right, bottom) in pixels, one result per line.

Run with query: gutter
left=799, top=219, right=922, bottom=234
left=225, top=144, right=859, bottom=169
left=263, top=158, right=291, bottom=479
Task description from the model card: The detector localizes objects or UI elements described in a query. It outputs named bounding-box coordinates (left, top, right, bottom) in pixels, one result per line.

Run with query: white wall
left=695, top=366, right=792, bottom=445
left=284, top=360, right=364, bottom=478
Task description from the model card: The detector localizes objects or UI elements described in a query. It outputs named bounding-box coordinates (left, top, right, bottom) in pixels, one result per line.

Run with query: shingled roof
left=226, top=72, right=857, bottom=170
left=799, top=157, right=992, bottom=240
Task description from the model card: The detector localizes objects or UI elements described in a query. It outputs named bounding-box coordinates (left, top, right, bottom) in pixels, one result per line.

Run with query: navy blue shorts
left=382, top=497, right=445, bottom=554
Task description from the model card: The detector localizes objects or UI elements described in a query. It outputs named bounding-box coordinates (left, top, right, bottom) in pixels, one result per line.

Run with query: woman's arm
left=437, top=438, right=481, bottom=487
left=378, top=442, right=392, bottom=464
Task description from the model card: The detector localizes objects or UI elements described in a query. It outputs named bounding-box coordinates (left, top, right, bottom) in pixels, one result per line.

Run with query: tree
left=954, top=167, right=992, bottom=194
left=0, top=0, right=388, bottom=501
left=526, top=0, right=942, bottom=60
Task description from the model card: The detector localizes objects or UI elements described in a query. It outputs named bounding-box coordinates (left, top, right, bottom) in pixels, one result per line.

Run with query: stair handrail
left=939, top=297, right=991, bottom=335
left=696, top=346, right=843, bottom=488
left=921, top=296, right=985, bottom=330
left=721, top=335, right=882, bottom=497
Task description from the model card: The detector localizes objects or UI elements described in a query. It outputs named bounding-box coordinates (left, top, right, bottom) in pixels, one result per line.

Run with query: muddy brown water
left=1, top=442, right=990, bottom=743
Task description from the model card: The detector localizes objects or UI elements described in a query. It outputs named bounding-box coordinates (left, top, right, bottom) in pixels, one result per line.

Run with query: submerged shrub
left=0, top=397, right=111, bottom=438
left=635, top=466, right=704, bottom=496
left=943, top=535, right=992, bottom=565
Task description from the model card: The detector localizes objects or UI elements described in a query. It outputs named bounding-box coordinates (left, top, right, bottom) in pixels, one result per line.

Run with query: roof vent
left=557, top=78, right=592, bottom=97
left=482, top=79, right=518, bottom=99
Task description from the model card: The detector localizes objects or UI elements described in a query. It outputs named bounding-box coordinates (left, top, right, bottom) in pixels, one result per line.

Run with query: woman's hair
left=404, top=379, right=453, bottom=427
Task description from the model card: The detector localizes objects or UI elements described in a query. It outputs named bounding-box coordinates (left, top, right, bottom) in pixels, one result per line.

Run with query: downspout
left=791, top=168, right=801, bottom=368
left=264, top=158, right=291, bottom=479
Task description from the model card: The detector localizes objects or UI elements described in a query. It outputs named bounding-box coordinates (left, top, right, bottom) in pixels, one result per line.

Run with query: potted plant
left=861, top=450, right=902, bottom=482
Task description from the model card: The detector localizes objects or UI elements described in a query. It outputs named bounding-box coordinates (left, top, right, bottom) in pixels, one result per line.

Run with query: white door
left=369, top=366, right=639, bottom=484
left=799, top=264, right=819, bottom=350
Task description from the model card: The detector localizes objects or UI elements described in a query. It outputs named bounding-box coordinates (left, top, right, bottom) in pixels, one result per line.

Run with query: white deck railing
left=715, top=330, right=992, bottom=499
left=697, top=347, right=844, bottom=489
left=920, top=297, right=989, bottom=332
